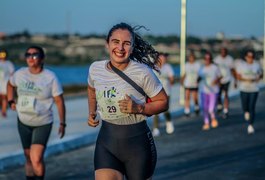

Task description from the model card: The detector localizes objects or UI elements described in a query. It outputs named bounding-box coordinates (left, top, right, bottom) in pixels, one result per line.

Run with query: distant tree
left=144, top=34, right=179, bottom=45
left=187, top=36, right=202, bottom=44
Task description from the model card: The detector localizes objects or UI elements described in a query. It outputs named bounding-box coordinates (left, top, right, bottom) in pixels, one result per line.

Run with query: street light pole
left=180, top=0, right=187, bottom=105
left=263, top=0, right=265, bottom=82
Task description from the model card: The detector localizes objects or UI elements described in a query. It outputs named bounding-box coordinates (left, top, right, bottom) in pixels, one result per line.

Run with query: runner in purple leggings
left=199, top=52, right=222, bottom=130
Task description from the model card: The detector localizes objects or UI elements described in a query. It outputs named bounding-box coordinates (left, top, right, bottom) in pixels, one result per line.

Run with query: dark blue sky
left=1, top=0, right=263, bottom=38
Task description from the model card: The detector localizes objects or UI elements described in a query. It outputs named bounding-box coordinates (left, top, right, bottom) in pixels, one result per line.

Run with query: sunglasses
left=25, top=53, right=42, bottom=60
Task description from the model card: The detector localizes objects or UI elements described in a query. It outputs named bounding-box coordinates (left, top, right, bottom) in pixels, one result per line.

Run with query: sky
left=0, top=0, right=264, bottom=38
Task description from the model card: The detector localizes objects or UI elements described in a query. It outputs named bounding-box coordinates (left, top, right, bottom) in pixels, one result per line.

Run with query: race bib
left=17, top=95, right=36, bottom=114
left=97, top=96, right=129, bottom=120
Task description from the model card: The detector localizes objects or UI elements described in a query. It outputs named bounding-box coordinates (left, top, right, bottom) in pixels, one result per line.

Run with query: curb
left=0, top=132, right=97, bottom=170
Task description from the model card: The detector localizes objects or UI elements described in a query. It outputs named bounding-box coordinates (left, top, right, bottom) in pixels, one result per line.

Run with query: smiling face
left=106, top=28, right=134, bottom=65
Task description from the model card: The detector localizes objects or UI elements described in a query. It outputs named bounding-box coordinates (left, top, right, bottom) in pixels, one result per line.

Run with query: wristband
left=8, top=100, right=15, bottom=107
left=60, top=123, right=67, bottom=127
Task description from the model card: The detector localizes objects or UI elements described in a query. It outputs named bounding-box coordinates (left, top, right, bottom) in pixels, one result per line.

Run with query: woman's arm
left=87, top=85, right=99, bottom=127
left=143, top=89, right=169, bottom=116
left=119, top=89, right=169, bottom=117
left=54, top=94, right=66, bottom=138
left=7, top=81, right=16, bottom=110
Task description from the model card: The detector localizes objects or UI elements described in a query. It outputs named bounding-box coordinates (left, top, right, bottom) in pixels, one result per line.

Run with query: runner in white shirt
left=199, top=52, right=222, bottom=131
left=235, top=50, right=263, bottom=134
left=0, top=49, right=15, bottom=118
left=152, top=52, right=175, bottom=137
left=7, top=46, right=66, bottom=180
left=87, top=22, right=168, bottom=180
left=181, top=53, right=201, bottom=116
left=214, top=47, right=235, bottom=119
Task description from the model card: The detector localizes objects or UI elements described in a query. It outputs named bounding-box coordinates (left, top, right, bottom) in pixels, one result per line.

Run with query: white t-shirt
left=236, top=61, right=263, bottom=92
left=184, top=61, right=201, bottom=88
left=214, top=55, right=234, bottom=84
left=9, top=67, right=63, bottom=126
left=199, top=64, right=221, bottom=94
left=0, top=60, right=15, bottom=94
left=88, top=60, right=163, bottom=125
left=154, top=63, right=174, bottom=96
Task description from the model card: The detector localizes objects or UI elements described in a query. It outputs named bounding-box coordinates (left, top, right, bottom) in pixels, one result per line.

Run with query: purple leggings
left=201, top=92, right=217, bottom=124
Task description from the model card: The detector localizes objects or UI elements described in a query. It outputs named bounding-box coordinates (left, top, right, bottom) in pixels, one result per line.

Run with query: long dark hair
left=106, top=22, right=160, bottom=71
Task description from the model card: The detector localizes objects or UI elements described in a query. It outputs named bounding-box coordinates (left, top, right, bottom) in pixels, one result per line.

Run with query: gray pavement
left=1, top=84, right=265, bottom=180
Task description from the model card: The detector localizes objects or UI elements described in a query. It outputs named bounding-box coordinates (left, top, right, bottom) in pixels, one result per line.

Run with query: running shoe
left=247, top=124, right=255, bottom=134
left=211, top=118, right=219, bottom=128
left=152, top=128, right=160, bottom=137
left=166, top=121, right=174, bottom=134
left=202, top=123, right=210, bottom=131
left=184, top=108, right=190, bottom=117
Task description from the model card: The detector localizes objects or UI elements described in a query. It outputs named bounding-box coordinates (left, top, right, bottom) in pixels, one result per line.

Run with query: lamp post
left=180, top=0, right=187, bottom=105
left=263, top=0, right=265, bottom=81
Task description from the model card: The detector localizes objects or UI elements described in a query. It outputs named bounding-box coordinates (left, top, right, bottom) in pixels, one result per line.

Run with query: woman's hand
left=8, top=101, right=16, bottom=111
left=118, top=94, right=144, bottom=114
left=88, top=113, right=99, bottom=127
left=58, top=124, right=66, bottom=139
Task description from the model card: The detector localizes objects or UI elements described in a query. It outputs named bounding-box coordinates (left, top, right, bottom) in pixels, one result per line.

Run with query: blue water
left=15, top=65, right=180, bottom=86
left=46, top=65, right=89, bottom=85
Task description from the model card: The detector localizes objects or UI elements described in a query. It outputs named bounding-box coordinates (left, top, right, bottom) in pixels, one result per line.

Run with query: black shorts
left=95, top=120, right=157, bottom=180
left=220, top=82, right=230, bottom=92
left=17, top=119, right=52, bottom=149
left=185, top=87, right=198, bottom=91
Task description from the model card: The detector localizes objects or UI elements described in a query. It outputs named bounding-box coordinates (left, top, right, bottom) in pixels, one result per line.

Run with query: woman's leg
left=208, top=93, right=217, bottom=120
left=0, top=94, right=7, bottom=117
left=192, top=90, right=200, bottom=114
left=95, top=169, right=124, bottom=180
left=184, top=89, right=191, bottom=115
left=17, top=120, right=35, bottom=179
left=30, top=144, right=46, bottom=178
left=201, top=93, right=210, bottom=130
left=240, top=91, right=250, bottom=120
left=248, top=92, right=259, bottom=125
left=23, top=149, right=35, bottom=179
left=208, top=93, right=218, bottom=128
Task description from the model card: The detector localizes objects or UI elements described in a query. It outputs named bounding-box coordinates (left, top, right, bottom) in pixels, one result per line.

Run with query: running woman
left=235, top=49, right=263, bottom=134
left=152, top=52, right=175, bottom=137
left=7, top=46, right=66, bottom=180
left=199, top=52, right=222, bottom=130
left=214, top=47, right=235, bottom=119
left=87, top=22, right=168, bottom=180
left=181, top=52, right=201, bottom=116
left=0, top=49, right=15, bottom=118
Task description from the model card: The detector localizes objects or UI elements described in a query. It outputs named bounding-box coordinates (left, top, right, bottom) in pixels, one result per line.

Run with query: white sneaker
left=247, top=125, right=255, bottom=134
left=152, top=128, right=160, bottom=137
left=244, top=112, right=250, bottom=121
left=166, top=121, right=174, bottom=134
